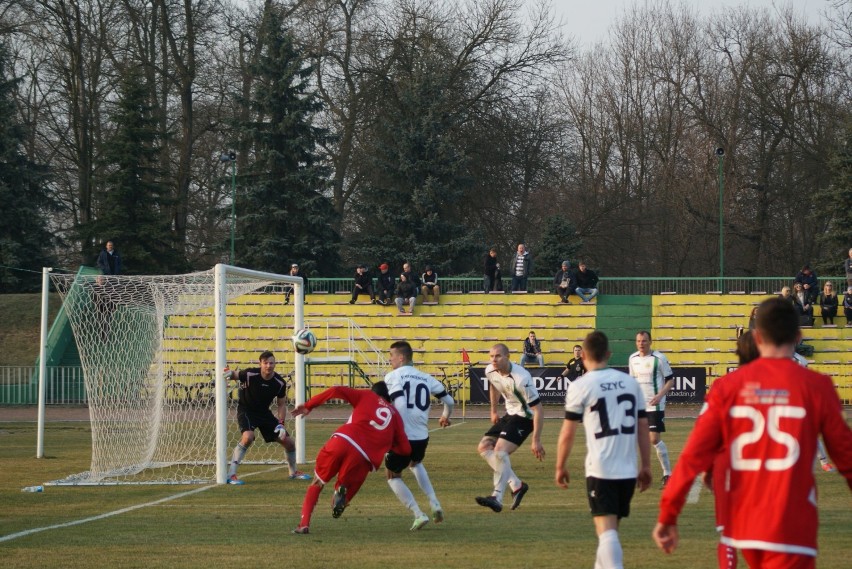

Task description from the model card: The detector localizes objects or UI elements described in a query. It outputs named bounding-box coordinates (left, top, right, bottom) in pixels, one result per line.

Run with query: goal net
left=42, top=264, right=307, bottom=485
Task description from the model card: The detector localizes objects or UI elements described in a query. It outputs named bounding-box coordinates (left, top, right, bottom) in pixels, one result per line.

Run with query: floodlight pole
left=220, top=151, right=237, bottom=264
left=717, top=149, right=725, bottom=292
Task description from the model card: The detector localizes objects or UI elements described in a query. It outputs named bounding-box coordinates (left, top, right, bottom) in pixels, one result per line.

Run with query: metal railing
left=0, top=366, right=86, bottom=405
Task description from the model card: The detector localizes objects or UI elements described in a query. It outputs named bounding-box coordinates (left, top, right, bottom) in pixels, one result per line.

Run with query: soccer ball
left=291, top=328, right=317, bottom=355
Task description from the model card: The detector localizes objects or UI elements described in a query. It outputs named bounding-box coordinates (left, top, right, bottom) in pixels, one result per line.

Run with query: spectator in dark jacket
left=376, top=263, right=395, bottom=306
left=574, top=261, right=599, bottom=303
left=349, top=265, right=376, bottom=304
left=97, top=240, right=122, bottom=275
left=402, top=262, right=420, bottom=289
left=844, top=286, right=852, bottom=326
left=483, top=249, right=500, bottom=292
left=794, top=265, right=819, bottom=304
left=284, top=263, right=308, bottom=305
left=553, top=261, right=575, bottom=304
left=818, top=282, right=838, bottom=325
left=395, top=273, right=417, bottom=315
left=421, top=266, right=440, bottom=303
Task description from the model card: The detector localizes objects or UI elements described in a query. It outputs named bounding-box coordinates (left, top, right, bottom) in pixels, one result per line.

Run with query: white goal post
left=37, top=263, right=307, bottom=485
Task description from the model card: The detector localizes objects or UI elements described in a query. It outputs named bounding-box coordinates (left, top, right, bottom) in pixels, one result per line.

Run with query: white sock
left=493, top=451, right=516, bottom=503
left=228, top=443, right=248, bottom=477
left=409, top=463, right=437, bottom=505
left=388, top=477, right=424, bottom=517
left=597, top=529, right=623, bottom=569
left=286, top=450, right=298, bottom=475
left=655, top=441, right=672, bottom=475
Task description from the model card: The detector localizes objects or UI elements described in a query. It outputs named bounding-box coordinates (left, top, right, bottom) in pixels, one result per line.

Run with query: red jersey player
left=291, top=382, right=411, bottom=534
left=654, top=297, right=852, bottom=569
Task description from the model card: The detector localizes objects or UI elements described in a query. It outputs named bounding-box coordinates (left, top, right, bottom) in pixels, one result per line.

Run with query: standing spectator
left=96, top=240, right=122, bottom=275
left=510, top=243, right=531, bottom=292
left=520, top=330, right=544, bottom=367
left=792, top=282, right=814, bottom=326
left=559, top=345, right=586, bottom=382
left=844, top=286, right=852, bottom=326
left=794, top=264, right=819, bottom=304
left=483, top=248, right=500, bottom=292
left=844, top=248, right=852, bottom=288
left=819, top=281, right=838, bottom=325
left=402, top=262, right=420, bottom=289
left=553, top=261, right=574, bottom=304
left=475, top=343, right=544, bottom=513
left=284, top=263, right=308, bottom=305
left=394, top=273, right=417, bottom=315
left=628, top=331, right=675, bottom=488
left=383, top=341, right=454, bottom=530
left=653, top=298, right=852, bottom=568
left=420, top=266, right=440, bottom=303
left=224, top=351, right=310, bottom=485
left=376, top=263, right=395, bottom=306
left=291, top=382, right=411, bottom=535
left=349, top=265, right=376, bottom=305
left=556, top=331, right=651, bottom=569
left=574, top=261, right=600, bottom=303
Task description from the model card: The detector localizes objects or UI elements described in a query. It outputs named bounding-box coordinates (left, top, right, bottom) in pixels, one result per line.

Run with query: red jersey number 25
left=729, top=405, right=806, bottom=472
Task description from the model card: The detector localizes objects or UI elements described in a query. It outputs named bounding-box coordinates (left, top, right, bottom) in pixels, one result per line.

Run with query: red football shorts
left=314, top=435, right=373, bottom=501
left=740, top=550, right=815, bottom=569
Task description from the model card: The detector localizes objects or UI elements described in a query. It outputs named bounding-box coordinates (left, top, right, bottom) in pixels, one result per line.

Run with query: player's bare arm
left=555, top=419, right=577, bottom=488
left=438, top=416, right=451, bottom=428
left=292, top=404, right=311, bottom=417
left=652, top=522, right=679, bottom=554
left=636, top=417, right=652, bottom=491
left=531, top=403, right=545, bottom=460
left=488, top=384, right=500, bottom=424
left=649, top=377, right=674, bottom=406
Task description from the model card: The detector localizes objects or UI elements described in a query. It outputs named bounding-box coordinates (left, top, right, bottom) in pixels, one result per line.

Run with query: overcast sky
left=545, top=0, right=831, bottom=46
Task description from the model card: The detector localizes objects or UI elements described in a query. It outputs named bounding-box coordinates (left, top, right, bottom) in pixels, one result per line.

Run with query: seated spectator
left=779, top=286, right=793, bottom=302
left=394, top=273, right=417, bottom=315
left=819, top=281, right=838, bottom=325
left=483, top=248, right=500, bottom=292
left=376, top=263, right=395, bottom=306
left=792, top=282, right=814, bottom=325
left=794, top=264, right=819, bottom=304
left=737, top=306, right=759, bottom=338
left=559, top=345, right=586, bottom=382
left=421, top=266, right=440, bottom=303
left=520, top=331, right=544, bottom=367
left=349, top=265, right=376, bottom=305
left=510, top=243, right=531, bottom=292
left=402, top=262, right=420, bottom=289
left=844, top=286, right=852, bottom=326
left=573, top=261, right=599, bottom=303
left=553, top=261, right=574, bottom=304
left=284, top=263, right=308, bottom=305
left=845, top=248, right=852, bottom=288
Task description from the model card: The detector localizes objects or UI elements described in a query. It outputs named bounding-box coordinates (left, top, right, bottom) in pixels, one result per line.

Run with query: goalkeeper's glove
left=274, top=422, right=288, bottom=440
left=223, top=367, right=234, bottom=381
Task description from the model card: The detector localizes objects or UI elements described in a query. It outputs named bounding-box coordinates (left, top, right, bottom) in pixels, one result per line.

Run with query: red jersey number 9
left=730, top=405, right=806, bottom=471
left=370, top=407, right=393, bottom=430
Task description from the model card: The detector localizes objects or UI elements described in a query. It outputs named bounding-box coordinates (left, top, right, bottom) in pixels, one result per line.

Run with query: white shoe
left=410, top=514, right=430, bottom=531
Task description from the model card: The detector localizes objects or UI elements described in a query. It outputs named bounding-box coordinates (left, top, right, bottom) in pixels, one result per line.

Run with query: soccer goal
left=37, top=264, right=307, bottom=485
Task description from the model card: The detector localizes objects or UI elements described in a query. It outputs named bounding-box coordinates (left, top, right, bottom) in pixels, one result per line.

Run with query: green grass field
left=1, top=414, right=850, bottom=569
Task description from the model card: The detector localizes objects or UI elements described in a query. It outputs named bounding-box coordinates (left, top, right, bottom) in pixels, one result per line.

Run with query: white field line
left=1, top=465, right=287, bottom=544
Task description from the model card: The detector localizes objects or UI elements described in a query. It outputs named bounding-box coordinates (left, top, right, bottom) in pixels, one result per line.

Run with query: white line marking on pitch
left=0, top=466, right=286, bottom=544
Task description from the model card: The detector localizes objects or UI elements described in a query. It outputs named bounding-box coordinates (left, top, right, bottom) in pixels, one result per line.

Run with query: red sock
left=300, top=484, right=323, bottom=528
left=718, top=542, right=737, bottom=569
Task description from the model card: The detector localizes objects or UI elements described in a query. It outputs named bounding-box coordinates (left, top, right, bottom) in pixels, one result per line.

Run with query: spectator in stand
left=574, top=261, right=599, bottom=304
left=792, top=282, right=814, bottom=326
left=510, top=243, right=531, bottom=292
left=284, top=263, right=308, bottom=305
left=421, top=266, right=440, bottom=303
left=844, top=286, right=852, bottom=327
left=819, top=282, right=838, bottom=325
left=349, top=265, right=376, bottom=305
left=554, top=261, right=574, bottom=304
left=395, top=273, right=417, bottom=315
left=402, top=262, right=420, bottom=289
left=559, top=345, right=586, bottom=382
left=845, top=248, right=852, bottom=288
left=484, top=248, right=500, bottom=292
left=96, top=240, right=122, bottom=275
left=794, top=264, right=819, bottom=304
left=376, top=263, right=395, bottom=306
left=520, top=331, right=544, bottom=368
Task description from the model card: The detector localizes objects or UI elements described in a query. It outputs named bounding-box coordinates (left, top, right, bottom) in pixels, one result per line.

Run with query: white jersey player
left=475, top=343, right=545, bottom=513
left=628, top=330, right=675, bottom=487
left=383, top=341, right=453, bottom=530
left=556, top=331, right=651, bottom=569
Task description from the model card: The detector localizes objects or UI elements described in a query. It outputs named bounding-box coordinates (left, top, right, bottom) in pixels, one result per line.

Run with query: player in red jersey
left=653, top=297, right=852, bottom=569
left=291, top=382, right=411, bottom=534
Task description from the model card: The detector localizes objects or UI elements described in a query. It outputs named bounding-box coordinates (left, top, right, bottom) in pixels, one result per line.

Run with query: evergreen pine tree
left=87, top=65, right=181, bottom=274
left=535, top=215, right=584, bottom=277
left=815, top=121, right=852, bottom=276
left=0, top=43, right=57, bottom=292
left=233, top=7, right=339, bottom=276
